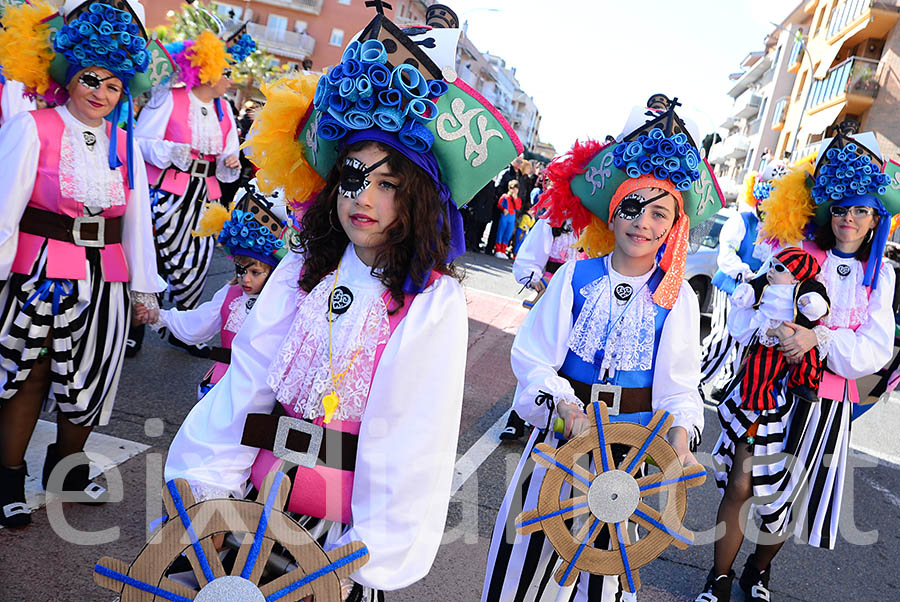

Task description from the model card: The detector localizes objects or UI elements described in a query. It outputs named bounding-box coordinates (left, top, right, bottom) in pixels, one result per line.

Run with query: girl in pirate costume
left=165, top=5, right=522, bottom=598
left=701, top=161, right=788, bottom=400
left=136, top=181, right=288, bottom=400
left=482, top=95, right=724, bottom=602
left=0, top=0, right=164, bottom=529
left=131, top=15, right=254, bottom=354
left=697, top=121, right=899, bottom=602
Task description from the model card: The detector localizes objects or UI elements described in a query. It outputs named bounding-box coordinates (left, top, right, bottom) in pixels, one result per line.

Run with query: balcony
left=254, top=0, right=324, bottom=16
left=707, top=142, right=728, bottom=165
left=723, top=134, right=751, bottom=159
left=747, top=117, right=762, bottom=137
left=246, top=23, right=316, bottom=61
left=726, top=53, right=773, bottom=97
left=787, top=35, right=804, bottom=72
left=826, top=0, right=900, bottom=43
left=733, top=89, right=762, bottom=119
left=772, top=96, right=789, bottom=131
left=807, top=56, right=880, bottom=115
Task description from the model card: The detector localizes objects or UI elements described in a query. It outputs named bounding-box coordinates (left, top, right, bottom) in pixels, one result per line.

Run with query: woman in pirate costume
left=165, top=4, right=521, bottom=598
left=701, top=161, right=787, bottom=400
left=482, top=95, right=724, bottom=602
left=0, top=0, right=164, bottom=529
left=698, top=121, right=899, bottom=602
left=132, top=14, right=254, bottom=354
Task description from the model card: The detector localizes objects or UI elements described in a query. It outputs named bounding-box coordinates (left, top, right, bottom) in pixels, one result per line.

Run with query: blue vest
left=712, top=211, right=762, bottom=294
left=558, top=257, right=671, bottom=389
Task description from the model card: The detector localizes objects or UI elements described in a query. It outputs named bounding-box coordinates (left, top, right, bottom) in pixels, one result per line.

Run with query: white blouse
left=157, top=283, right=258, bottom=344
left=135, top=87, right=240, bottom=183
left=509, top=254, right=704, bottom=435
left=165, top=244, right=468, bottom=590
left=0, top=78, right=36, bottom=126
left=512, top=219, right=579, bottom=288
left=0, top=107, right=165, bottom=293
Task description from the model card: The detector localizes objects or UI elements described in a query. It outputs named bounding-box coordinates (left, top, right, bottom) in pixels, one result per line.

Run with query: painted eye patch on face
left=234, top=262, right=250, bottom=278
left=615, top=191, right=670, bottom=221
left=338, top=156, right=391, bottom=199
left=78, top=71, right=117, bottom=91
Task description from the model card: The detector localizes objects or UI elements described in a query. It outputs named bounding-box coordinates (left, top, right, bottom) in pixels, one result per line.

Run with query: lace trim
left=130, top=291, right=159, bottom=312
left=550, top=230, right=579, bottom=263
left=224, top=294, right=253, bottom=333
left=188, top=481, right=231, bottom=502
left=189, top=96, right=224, bottom=155
left=814, top=325, right=834, bottom=359
left=59, top=125, right=126, bottom=210
left=171, top=143, right=193, bottom=172
left=266, top=271, right=390, bottom=422
left=567, top=273, right=657, bottom=374
left=819, top=254, right=869, bottom=328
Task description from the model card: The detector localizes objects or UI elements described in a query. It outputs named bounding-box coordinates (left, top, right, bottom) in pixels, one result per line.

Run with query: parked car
left=684, top=208, right=736, bottom=316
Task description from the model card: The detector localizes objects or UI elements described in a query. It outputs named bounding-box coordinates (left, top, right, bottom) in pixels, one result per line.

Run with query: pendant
left=201, top=106, right=209, bottom=117
left=836, top=264, right=851, bottom=278
left=246, top=297, right=256, bottom=310
left=329, top=285, right=354, bottom=317
left=83, top=131, right=97, bottom=150
left=613, top=283, right=633, bottom=304
left=322, top=392, right=340, bottom=424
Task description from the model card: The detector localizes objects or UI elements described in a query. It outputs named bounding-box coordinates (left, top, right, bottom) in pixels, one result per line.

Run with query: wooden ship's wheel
left=94, top=472, right=368, bottom=601
left=515, top=403, right=706, bottom=593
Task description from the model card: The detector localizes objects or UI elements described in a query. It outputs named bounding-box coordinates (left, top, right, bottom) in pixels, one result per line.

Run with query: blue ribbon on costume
left=214, top=97, right=224, bottom=122
left=25, top=279, right=75, bottom=314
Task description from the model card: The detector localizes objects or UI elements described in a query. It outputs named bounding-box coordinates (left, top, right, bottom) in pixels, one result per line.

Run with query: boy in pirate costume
left=730, top=247, right=830, bottom=410
left=482, top=95, right=724, bottom=602
left=130, top=11, right=255, bottom=356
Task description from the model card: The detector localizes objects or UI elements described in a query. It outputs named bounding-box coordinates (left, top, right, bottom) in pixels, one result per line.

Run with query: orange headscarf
left=608, top=175, right=689, bottom=310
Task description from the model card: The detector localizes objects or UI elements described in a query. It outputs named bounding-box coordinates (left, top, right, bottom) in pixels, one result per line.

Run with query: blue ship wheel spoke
left=533, top=447, right=593, bottom=492
left=166, top=480, right=218, bottom=585
left=621, top=411, right=670, bottom=475
left=591, top=401, right=614, bottom=474
left=638, top=469, right=706, bottom=494
left=558, top=518, right=602, bottom=585
left=613, top=521, right=637, bottom=593
left=633, top=502, right=692, bottom=547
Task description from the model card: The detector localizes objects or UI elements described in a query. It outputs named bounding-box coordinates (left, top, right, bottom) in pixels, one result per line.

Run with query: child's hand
left=798, top=296, right=810, bottom=307
left=557, top=400, right=590, bottom=438
left=224, top=154, right=240, bottom=169
left=768, top=323, right=795, bottom=343
left=133, top=303, right=159, bottom=325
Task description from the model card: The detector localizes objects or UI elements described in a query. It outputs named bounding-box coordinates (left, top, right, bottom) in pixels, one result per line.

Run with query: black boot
left=695, top=569, right=734, bottom=602
left=739, top=555, right=772, bottom=601
left=499, top=410, right=527, bottom=441
left=0, top=463, right=31, bottom=528
left=42, top=444, right=108, bottom=505
left=167, top=333, right=211, bottom=359
left=125, top=323, right=145, bottom=358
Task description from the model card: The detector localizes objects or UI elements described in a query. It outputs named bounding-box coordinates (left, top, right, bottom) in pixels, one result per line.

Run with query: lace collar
left=819, top=250, right=869, bottom=329
left=188, top=90, right=224, bottom=155
left=58, top=105, right=126, bottom=211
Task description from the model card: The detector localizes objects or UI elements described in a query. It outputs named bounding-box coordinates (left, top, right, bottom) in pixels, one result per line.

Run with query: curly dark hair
left=813, top=213, right=879, bottom=261
left=295, top=140, right=462, bottom=311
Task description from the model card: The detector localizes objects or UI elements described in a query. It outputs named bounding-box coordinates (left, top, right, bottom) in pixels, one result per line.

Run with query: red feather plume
left=535, top=139, right=609, bottom=232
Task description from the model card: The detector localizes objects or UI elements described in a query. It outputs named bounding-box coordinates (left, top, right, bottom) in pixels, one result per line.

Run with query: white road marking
left=451, top=410, right=510, bottom=496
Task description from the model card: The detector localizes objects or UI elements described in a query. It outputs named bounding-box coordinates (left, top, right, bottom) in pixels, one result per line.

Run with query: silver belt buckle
left=591, top=383, right=622, bottom=416
left=273, top=415, right=322, bottom=469
left=71, top=216, right=105, bottom=248
left=190, top=159, right=210, bottom=178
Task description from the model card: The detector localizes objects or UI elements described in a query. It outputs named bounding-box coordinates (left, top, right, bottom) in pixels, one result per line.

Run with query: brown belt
left=19, top=207, right=122, bottom=248
left=560, top=372, right=652, bottom=415
left=241, top=405, right=358, bottom=471
left=208, top=346, right=231, bottom=364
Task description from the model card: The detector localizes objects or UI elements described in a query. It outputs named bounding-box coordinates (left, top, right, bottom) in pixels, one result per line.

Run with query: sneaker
left=494, top=252, right=507, bottom=259
left=739, top=555, right=772, bottom=602
left=167, top=333, right=211, bottom=359
left=0, top=464, right=31, bottom=528
left=695, top=569, right=734, bottom=602
left=43, top=444, right=108, bottom=505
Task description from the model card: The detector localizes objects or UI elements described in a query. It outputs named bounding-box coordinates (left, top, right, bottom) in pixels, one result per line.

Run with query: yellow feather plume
left=742, top=171, right=758, bottom=207
left=192, top=201, right=233, bottom=238
left=758, top=163, right=815, bottom=246
left=243, top=74, right=325, bottom=209
left=0, top=1, right=56, bottom=96
left=576, top=216, right=616, bottom=258
left=191, top=31, right=228, bottom=85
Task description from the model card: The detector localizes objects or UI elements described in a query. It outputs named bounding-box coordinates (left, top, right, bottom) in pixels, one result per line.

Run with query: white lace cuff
left=130, top=291, right=159, bottom=311
left=171, top=143, right=193, bottom=172
left=189, top=481, right=232, bottom=503
left=554, top=392, right=583, bottom=414
left=814, top=325, right=833, bottom=359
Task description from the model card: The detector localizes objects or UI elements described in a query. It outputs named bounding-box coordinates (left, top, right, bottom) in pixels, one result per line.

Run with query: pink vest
left=144, top=87, right=231, bottom=200
left=11, top=109, right=130, bottom=282
left=804, top=241, right=870, bottom=403
left=249, top=274, right=440, bottom=524
left=203, top=284, right=244, bottom=387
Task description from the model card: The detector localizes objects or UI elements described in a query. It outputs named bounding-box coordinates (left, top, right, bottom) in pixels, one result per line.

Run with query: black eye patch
left=338, top=156, right=390, bottom=199
left=615, top=191, right=670, bottom=220
left=78, top=71, right=118, bottom=91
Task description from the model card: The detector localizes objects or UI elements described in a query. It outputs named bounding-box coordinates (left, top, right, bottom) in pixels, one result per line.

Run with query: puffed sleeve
left=730, top=282, right=755, bottom=309
left=164, top=251, right=305, bottom=497
left=329, top=275, right=468, bottom=590
left=121, top=142, right=167, bottom=293
left=823, top=265, right=895, bottom=379
left=134, top=90, right=191, bottom=171
left=215, top=101, right=240, bottom=183
left=158, top=283, right=230, bottom=344
left=652, top=280, right=704, bottom=436
left=509, top=260, right=581, bottom=427
left=0, top=112, right=39, bottom=280
left=717, top=213, right=752, bottom=279
left=0, top=80, right=36, bottom=126
left=512, top=219, right=552, bottom=288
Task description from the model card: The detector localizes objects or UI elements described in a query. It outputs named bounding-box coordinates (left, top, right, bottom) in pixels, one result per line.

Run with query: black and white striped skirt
left=151, top=176, right=215, bottom=310
left=712, top=385, right=851, bottom=549
left=0, top=243, right=131, bottom=427
left=482, top=427, right=629, bottom=602
left=700, top=288, right=739, bottom=385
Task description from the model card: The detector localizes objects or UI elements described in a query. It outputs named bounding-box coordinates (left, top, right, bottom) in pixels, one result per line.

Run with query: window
left=795, top=71, right=807, bottom=101
left=338, top=0, right=351, bottom=4
left=267, top=14, right=288, bottom=42
left=330, top=28, right=345, bottom=47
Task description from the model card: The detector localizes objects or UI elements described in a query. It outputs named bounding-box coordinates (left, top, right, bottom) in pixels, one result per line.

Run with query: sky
left=448, top=0, right=795, bottom=152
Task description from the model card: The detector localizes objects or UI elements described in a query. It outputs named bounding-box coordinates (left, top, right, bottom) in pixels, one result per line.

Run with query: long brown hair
left=295, top=140, right=461, bottom=311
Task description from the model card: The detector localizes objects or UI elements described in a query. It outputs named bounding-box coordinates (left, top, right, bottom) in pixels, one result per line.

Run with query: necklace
left=322, top=260, right=370, bottom=424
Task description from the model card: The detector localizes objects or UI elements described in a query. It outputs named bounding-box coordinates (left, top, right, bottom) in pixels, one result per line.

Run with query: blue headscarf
left=343, top=128, right=465, bottom=294
left=831, top=193, right=890, bottom=289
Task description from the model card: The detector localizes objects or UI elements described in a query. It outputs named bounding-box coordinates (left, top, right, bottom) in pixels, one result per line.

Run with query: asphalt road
left=2, top=247, right=899, bottom=601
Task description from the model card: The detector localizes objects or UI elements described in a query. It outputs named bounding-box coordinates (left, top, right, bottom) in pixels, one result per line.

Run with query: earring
left=328, top=207, right=341, bottom=232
